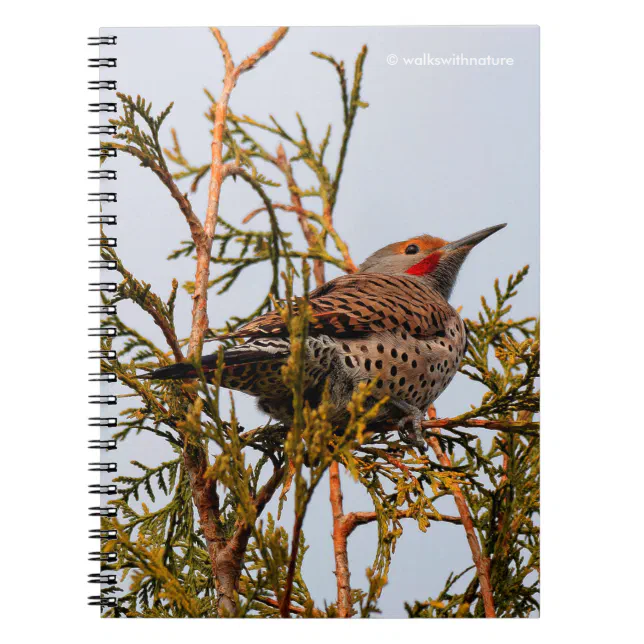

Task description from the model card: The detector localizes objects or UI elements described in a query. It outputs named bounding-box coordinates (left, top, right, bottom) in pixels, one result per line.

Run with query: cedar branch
left=344, top=509, right=462, bottom=532
left=108, top=142, right=205, bottom=248
left=183, top=27, right=289, bottom=616
left=329, top=462, right=352, bottom=617
left=426, top=406, right=496, bottom=618
left=275, top=144, right=327, bottom=285
left=188, top=27, right=288, bottom=357
left=279, top=511, right=305, bottom=617
left=422, top=417, right=538, bottom=434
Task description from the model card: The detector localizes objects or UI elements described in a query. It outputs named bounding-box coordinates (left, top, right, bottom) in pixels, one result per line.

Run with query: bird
left=143, top=223, right=506, bottom=450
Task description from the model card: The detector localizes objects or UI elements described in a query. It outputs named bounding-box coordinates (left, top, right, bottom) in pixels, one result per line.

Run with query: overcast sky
left=100, top=26, right=539, bottom=617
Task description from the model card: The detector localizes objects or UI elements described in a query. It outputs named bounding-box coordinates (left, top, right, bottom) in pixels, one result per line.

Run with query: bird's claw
left=397, top=414, right=427, bottom=453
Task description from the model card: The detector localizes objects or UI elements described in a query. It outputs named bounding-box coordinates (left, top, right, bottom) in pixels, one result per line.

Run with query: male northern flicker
left=144, top=224, right=506, bottom=450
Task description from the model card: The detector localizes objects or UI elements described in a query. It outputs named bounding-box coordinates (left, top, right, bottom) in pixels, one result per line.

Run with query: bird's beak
left=440, top=223, right=507, bottom=252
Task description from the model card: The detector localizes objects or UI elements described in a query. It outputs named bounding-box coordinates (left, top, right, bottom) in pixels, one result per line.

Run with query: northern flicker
left=143, top=224, right=506, bottom=450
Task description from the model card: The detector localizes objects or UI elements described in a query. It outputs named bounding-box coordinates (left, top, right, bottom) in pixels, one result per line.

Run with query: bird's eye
left=405, top=244, right=420, bottom=255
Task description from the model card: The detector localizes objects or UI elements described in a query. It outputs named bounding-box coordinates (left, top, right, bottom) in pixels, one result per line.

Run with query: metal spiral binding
left=89, top=305, right=116, bottom=315
left=90, top=529, right=117, bottom=541
left=89, top=103, right=118, bottom=113
left=89, top=395, right=117, bottom=405
left=88, top=237, right=117, bottom=247
left=88, top=147, right=117, bottom=158
left=89, top=34, right=119, bottom=612
left=89, top=416, right=117, bottom=427
left=89, top=373, right=117, bottom=383
left=89, top=439, right=117, bottom=450
left=88, top=215, right=117, bottom=225
left=88, top=597, right=118, bottom=608
left=88, top=58, right=117, bottom=68
left=89, top=507, right=118, bottom=518
left=88, top=192, right=117, bottom=203
left=89, top=169, right=117, bottom=179
left=89, top=125, right=116, bottom=135
left=89, top=80, right=118, bottom=91
left=89, top=484, right=118, bottom=495
left=89, top=461, right=117, bottom=473
left=89, top=258, right=117, bottom=270
left=88, top=36, right=117, bottom=46
left=89, top=552, right=118, bottom=563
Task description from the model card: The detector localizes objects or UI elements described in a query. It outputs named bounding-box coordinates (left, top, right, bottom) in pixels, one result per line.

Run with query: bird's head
left=358, top=224, right=507, bottom=300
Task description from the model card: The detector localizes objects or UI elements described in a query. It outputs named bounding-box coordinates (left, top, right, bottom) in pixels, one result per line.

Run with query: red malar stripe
left=406, top=251, right=441, bottom=276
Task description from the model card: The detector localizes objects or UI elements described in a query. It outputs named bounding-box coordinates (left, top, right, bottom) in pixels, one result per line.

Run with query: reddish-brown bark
left=426, top=406, right=496, bottom=618
left=279, top=511, right=305, bottom=618
left=188, top=27, right=288, bottom=358
left=329, top=462, right=353, bottom=617
left=181, top=27, right=289, bottom=616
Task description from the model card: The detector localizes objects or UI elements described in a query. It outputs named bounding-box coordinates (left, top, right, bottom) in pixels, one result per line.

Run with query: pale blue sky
left=100, top=26, right=538, bottom=617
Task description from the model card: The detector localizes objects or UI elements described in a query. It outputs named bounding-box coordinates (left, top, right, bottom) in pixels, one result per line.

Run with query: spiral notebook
left=90, top=26, right=539, bottom=618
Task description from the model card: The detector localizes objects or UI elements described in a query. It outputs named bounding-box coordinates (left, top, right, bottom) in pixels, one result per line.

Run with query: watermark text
left=387, top=53, right=514, bottom=67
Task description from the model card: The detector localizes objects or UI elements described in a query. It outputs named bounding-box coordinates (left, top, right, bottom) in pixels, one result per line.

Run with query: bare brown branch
left=426, top=406, right=496, bottom=618
left=329, top=462, right=352, bottom=617
left=189, top=27, right=289, bottom=357
left=280, top=511, right=304, bottom=618
left=236, top=28, right=289, bottom=76
left=215, top=465, right=286, bottom=617
left=421, top=417, right=538, bottom=434
left=325, top=462, right=461, bottom=619
left=182, top=27, right=289, bottom=616
left=182, top=445, right=233, bottom=615
left=147, top=308, right=184, bottom=363
left=185, top=453, right=285, bottom=618
left=344, top=509, right=462, bottom=531
left=210, top=28, right=234, bottom=74
left=255, top=465, right=286, bottom=515
left=275, top=144, right=327, bottom=286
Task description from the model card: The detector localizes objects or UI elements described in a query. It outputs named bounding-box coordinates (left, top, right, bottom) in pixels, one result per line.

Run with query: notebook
left=90, top=26, right=539, bottom=618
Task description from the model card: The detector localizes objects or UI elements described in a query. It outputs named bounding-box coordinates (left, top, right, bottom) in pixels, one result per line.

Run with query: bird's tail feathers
left=140, top=341, right=289, bottom=381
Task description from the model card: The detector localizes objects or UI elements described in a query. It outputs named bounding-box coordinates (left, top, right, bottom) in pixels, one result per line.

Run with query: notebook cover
left=90, top=26, right=539, bottom=618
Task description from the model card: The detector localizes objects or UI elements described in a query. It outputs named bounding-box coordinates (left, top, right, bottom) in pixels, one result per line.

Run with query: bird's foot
left=397, top=411, right=427, bottom=453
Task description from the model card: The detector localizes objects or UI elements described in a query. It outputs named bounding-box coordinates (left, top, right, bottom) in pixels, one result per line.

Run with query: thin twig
left=243, top=202, right=358, bottom=274
left=345, top=509, right=462, bottom=532
left=108, top=142, right=205, bottom=247
left=255, top=465, right=286, bottom=514
left=276, top=144, right=327, bottom=285
left=250, top=595, right=324, bottom=617
left=244, top=202, right=357, bottom=274
left=360, top=447, right=414, bottom=478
